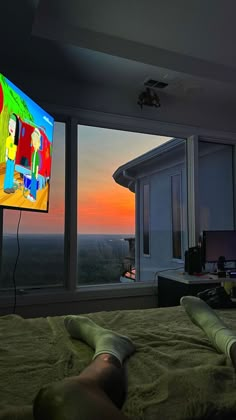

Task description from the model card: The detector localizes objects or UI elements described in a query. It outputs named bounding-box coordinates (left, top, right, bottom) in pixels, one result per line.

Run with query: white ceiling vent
left=144, top=79, right=168, bottom=89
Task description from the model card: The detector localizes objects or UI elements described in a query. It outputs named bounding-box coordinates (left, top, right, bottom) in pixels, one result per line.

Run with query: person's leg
left=33, top=316, right=135, bottom=420
left=77, top=353, right=127, bottom=409
left=181, top=296, right=236, bottom=369
left=9, top=159, right=14, bottom=189
left=30, top=175, right=37, bottom=200
left=4, top=159, right=10, bottom=190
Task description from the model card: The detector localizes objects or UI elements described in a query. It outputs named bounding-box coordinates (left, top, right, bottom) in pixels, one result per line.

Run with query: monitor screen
left=0, top=73, right=54, bottom=212
left=202, top=230, right=236, bottom=263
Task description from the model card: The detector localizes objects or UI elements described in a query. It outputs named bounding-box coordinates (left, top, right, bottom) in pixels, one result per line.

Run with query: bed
left=1, top=305, right=236, bottom=420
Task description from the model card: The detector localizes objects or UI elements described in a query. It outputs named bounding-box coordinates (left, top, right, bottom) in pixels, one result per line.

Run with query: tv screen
left=0, top=73, right=54, bottom=212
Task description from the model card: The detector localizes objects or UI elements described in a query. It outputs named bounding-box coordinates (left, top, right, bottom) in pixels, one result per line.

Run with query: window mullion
left=233, top=145, right=236, bottom=229
left=187, top=135, right=199, bottom=247
left=64, top=118, right=78, bottom=290
left=135, top=179, right=140, bottom=282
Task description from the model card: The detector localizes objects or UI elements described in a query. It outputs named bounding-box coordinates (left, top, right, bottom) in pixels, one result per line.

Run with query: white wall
left=13, top=74, right=236, bottom=135
left=0, top=288, right=157, bottom=318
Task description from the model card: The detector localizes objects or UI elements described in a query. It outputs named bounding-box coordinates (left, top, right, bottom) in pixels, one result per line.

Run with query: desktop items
left=197, top=286, right=234, bottom=309
left=184, top=246, right=202, bottom=275
left=201, top=230, right=236, bottom=295
left=217, top=256, right=226, bottom=278
left=0, top=73, right=54, bottom=212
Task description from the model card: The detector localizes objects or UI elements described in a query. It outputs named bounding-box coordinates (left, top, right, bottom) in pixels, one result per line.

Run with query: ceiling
left=1, top=0, right=236, bottom=114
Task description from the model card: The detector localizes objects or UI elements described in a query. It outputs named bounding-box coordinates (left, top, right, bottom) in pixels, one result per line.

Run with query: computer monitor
left=202, top=230, right=236, bottom=263
left=0, top=72, right=54, bottom=212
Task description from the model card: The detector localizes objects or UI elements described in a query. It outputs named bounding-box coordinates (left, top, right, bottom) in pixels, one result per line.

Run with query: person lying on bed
left=33, top=315, right=135, bottom=420
left=33, top=297, right=236, bottom=420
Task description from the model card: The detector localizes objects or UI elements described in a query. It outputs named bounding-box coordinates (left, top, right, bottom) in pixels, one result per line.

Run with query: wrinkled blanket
left=1, top=306, right=236, bottom=419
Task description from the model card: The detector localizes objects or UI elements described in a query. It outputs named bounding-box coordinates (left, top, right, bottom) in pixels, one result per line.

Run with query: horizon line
left=4, top=232, right=135, bottom=236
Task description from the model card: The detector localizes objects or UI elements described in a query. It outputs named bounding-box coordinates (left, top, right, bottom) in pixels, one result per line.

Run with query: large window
left=1, top=122, right=65, bottom=290
left=77, top=125, right=171, bottom=285
left=1, top=117, right=234, bottom=294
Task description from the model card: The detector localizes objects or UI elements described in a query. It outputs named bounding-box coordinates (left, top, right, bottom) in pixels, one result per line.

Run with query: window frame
left=142, top=183, right=150, bottom=256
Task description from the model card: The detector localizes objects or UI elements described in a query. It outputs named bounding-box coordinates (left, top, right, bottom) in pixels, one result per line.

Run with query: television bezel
left=0, top=73, right=54, bottom=213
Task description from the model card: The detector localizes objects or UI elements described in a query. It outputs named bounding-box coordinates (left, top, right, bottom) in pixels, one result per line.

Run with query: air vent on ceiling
left=144, top=79, right=168, bottom=89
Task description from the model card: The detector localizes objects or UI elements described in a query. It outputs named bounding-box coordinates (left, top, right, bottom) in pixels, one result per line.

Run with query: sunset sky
left=4, top=123, right=172, bottom=235
left=77, top=125, right=171, bottom=234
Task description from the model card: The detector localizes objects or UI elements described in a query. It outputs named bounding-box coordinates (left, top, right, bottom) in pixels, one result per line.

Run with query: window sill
left=0, top=282, right=157, bottom=308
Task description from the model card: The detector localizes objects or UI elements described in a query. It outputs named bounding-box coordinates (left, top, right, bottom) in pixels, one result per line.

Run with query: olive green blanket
left=1, top=306, right=236, bottom=419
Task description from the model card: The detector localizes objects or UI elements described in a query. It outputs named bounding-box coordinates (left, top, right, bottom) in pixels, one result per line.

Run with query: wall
left=0, top=286, right=158, bottom=318
left=13, top=73, right=236, bottom=135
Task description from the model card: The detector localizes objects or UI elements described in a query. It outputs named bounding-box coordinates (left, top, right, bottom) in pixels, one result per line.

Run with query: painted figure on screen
left=27, top=127, right=41, bottom=202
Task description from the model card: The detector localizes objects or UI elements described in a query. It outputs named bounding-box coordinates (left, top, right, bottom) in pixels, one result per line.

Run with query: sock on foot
left=180, top=296, right=236, bottom=358
left=64, top=315, right=135, bottom=365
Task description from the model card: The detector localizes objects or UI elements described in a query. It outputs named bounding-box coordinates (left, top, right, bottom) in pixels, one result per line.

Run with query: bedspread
left=0, top=306, right=236, bottom=419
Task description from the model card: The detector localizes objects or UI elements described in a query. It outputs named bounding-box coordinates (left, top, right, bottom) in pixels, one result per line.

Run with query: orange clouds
left=78, top=185, right=135, bottom=234
left=77, top=125, right=172, bottom=235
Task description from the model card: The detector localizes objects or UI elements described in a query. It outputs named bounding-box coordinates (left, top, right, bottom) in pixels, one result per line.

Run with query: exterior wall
left=138, top=143, right=188, bottom=281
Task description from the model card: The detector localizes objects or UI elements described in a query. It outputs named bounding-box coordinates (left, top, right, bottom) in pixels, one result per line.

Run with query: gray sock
left=181, top=296, right=236, bottom=358
left=64, top=315, right=135, bottom=365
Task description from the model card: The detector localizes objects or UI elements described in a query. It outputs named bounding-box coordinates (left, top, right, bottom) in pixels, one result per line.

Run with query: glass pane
left=198, top=142, right=234, bottom=231
left=198, top=141, right=234, bottom=272
left=77, top=125, right=172, bottom=285
left=1, top=122, right=65, bottom=290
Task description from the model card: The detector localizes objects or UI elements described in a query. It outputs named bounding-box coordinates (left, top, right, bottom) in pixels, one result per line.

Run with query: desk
left=157, top=270, right=236, bottom=307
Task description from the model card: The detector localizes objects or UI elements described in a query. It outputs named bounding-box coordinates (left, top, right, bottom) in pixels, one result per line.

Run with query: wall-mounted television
left=0, top=73, right=54, bottom=212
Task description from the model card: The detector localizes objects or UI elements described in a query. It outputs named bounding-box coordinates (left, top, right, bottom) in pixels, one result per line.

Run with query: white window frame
left=142, top=183, right=150, bottom=257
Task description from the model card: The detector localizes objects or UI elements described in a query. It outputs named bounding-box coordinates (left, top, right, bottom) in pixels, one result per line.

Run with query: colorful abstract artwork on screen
left=0, top=73, right=54, bottom=212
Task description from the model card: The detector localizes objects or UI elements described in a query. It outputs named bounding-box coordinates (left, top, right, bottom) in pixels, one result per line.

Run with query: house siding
left=139, top=157, right=188, bottom=281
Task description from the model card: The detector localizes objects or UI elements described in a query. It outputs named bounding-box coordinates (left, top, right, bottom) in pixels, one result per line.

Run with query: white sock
left=64, top=315, right=135, bottom=365
left=180, top=296, right=236, bottom=358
